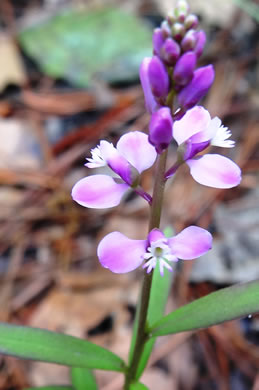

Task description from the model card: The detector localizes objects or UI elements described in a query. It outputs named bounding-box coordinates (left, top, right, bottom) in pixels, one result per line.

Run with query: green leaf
left=19, top=8, right=152, bottom=87
left=129, top=382, right=149, bottom=390
left=26, top=387, right=73, bottom=390
left=150, top=279, right=259, bottom=337
left=129, top=227, right=173, bottom=379
left=0, top=323, right=125, bottom=372
left=71, top=367, right=97, bottom=390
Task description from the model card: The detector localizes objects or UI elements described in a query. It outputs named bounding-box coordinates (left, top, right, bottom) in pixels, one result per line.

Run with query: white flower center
left=143, top=239, right=178, bottom=276
left=210, top=122, right=235, bottom=148
left=85, top=145, right=107, bottom=168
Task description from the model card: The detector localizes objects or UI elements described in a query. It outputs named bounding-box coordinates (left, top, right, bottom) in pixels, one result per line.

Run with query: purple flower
left=178, top=65, right=215, bottom=109
left=98, top=226, right=212, bottom=275
left=167, top=106, right=241, bottom=188
left=149, top=107, right=173, bottom=153
left=72, top=132, right=157, bottom=209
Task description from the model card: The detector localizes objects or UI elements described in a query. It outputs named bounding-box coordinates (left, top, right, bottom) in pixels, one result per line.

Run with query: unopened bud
left=148, top=56, right=170, bottom=99
left=167, top=12, right=176, bottom=26
left=153, top=28, right=165, bottom=56
left=139, top=58, right=158, bottom=114
left=181, top=29, right=197, bottom=51
left=172, top=22, right=185, bottom=41
left=161, top=38, right=180, bottom=65
left=184, top=14, right=198, bottom=30
left=175, top=0, right=189, bottom=17
left=161, top=20, right=171, bottom=38
left=178, top=65, right=215, bottom=109
left=149, top=107, right=173, bottom=153
left=194, top=30, right=206, bottom=59
left=173, top=52, right=196, bottom=86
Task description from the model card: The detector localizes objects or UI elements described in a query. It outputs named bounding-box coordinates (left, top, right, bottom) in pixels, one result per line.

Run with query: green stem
left=124, top=150, right=168, bottom=389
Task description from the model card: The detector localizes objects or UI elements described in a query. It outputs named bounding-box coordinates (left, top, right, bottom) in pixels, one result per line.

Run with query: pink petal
left=187, top=154, right=242, bottom=188
left=71, top=175, right=129, bottom=209
left=169, top=226, right=212, bottom=259
left=97, top=232, right=146, bottom=273
left=117, top=131, right=157, bottom=173
left=173, top=106, right=211, bottom=145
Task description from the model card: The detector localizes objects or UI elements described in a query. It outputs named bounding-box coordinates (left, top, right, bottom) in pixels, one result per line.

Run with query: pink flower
left=71, top=132, right=157, bottom=209
left=98, top=226, right=212, bottom=275
left=166, top=106, right=241, bottom=188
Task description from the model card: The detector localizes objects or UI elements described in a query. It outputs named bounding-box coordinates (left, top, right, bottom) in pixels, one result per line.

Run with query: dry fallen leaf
left=0, top=34, right=26, bottom=91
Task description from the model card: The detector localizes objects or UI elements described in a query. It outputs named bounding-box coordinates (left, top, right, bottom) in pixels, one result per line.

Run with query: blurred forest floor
left=0, top=0, right=259, bottom=389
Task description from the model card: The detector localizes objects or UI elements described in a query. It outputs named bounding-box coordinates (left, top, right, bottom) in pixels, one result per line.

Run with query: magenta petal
left=117, top=131, right=157, bottom=173
left=147, top=228, right=165, bottom=244
left=187, top=154, right=242, bottom=188
left=99, top=141, right=132, bottom=184
left=71, top=175, right=129, bottom=209
left=169, top=226, right=212, bottom=260
left=173, top=106, right=210, bottom=146
left=97, top=232, right=146, bottom=273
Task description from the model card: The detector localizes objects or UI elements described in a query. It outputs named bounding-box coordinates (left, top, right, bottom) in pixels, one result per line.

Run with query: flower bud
left=178, top=65, right=215, bottom=109
left=184, top=14, right=198, bottom=30
left=152, top=28, right=165, bottom=56
left=149, top=107, right=173, bottom=154
left=161, top=38, right=180, bottom=65
left=167, top=12, right=176, bottom=26
left=161, top=20, right=171, bottom=38
left=172, top=22, right=185, bottom=41
left=173, top=51, right=196, bottom=86
left=148, top=56, right=170, bottom=99
left=139, top=58, right=158, bottom=114
left=175, top=0, right=189, bottom=21
left=181, top=29, right=197, bottom=51
left=194, top=30, right=206, bottom=59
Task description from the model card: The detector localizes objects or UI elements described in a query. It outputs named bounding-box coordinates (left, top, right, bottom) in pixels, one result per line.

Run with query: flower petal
left=117, top=131, right=157, bottom=173
left=173, top=106, right=211, bottom=145
left=186, top=154, right=242, bottom=188
left=169, top=226, right=212, bottom=259
left=71, top=175, right=129, bottom=209
left=99, top=141, right=133, bottom=184
left=97, top=232, right=146, bottom=273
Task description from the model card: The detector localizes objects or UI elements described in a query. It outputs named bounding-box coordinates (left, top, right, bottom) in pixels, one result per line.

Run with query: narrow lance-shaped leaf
left=0, top=323, right=125, bottom=372
left=71, top=367, right=98, bottom=390
left=129, top=227, right=173, bottom=379
left=150, top=279, right=259, bottom=337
